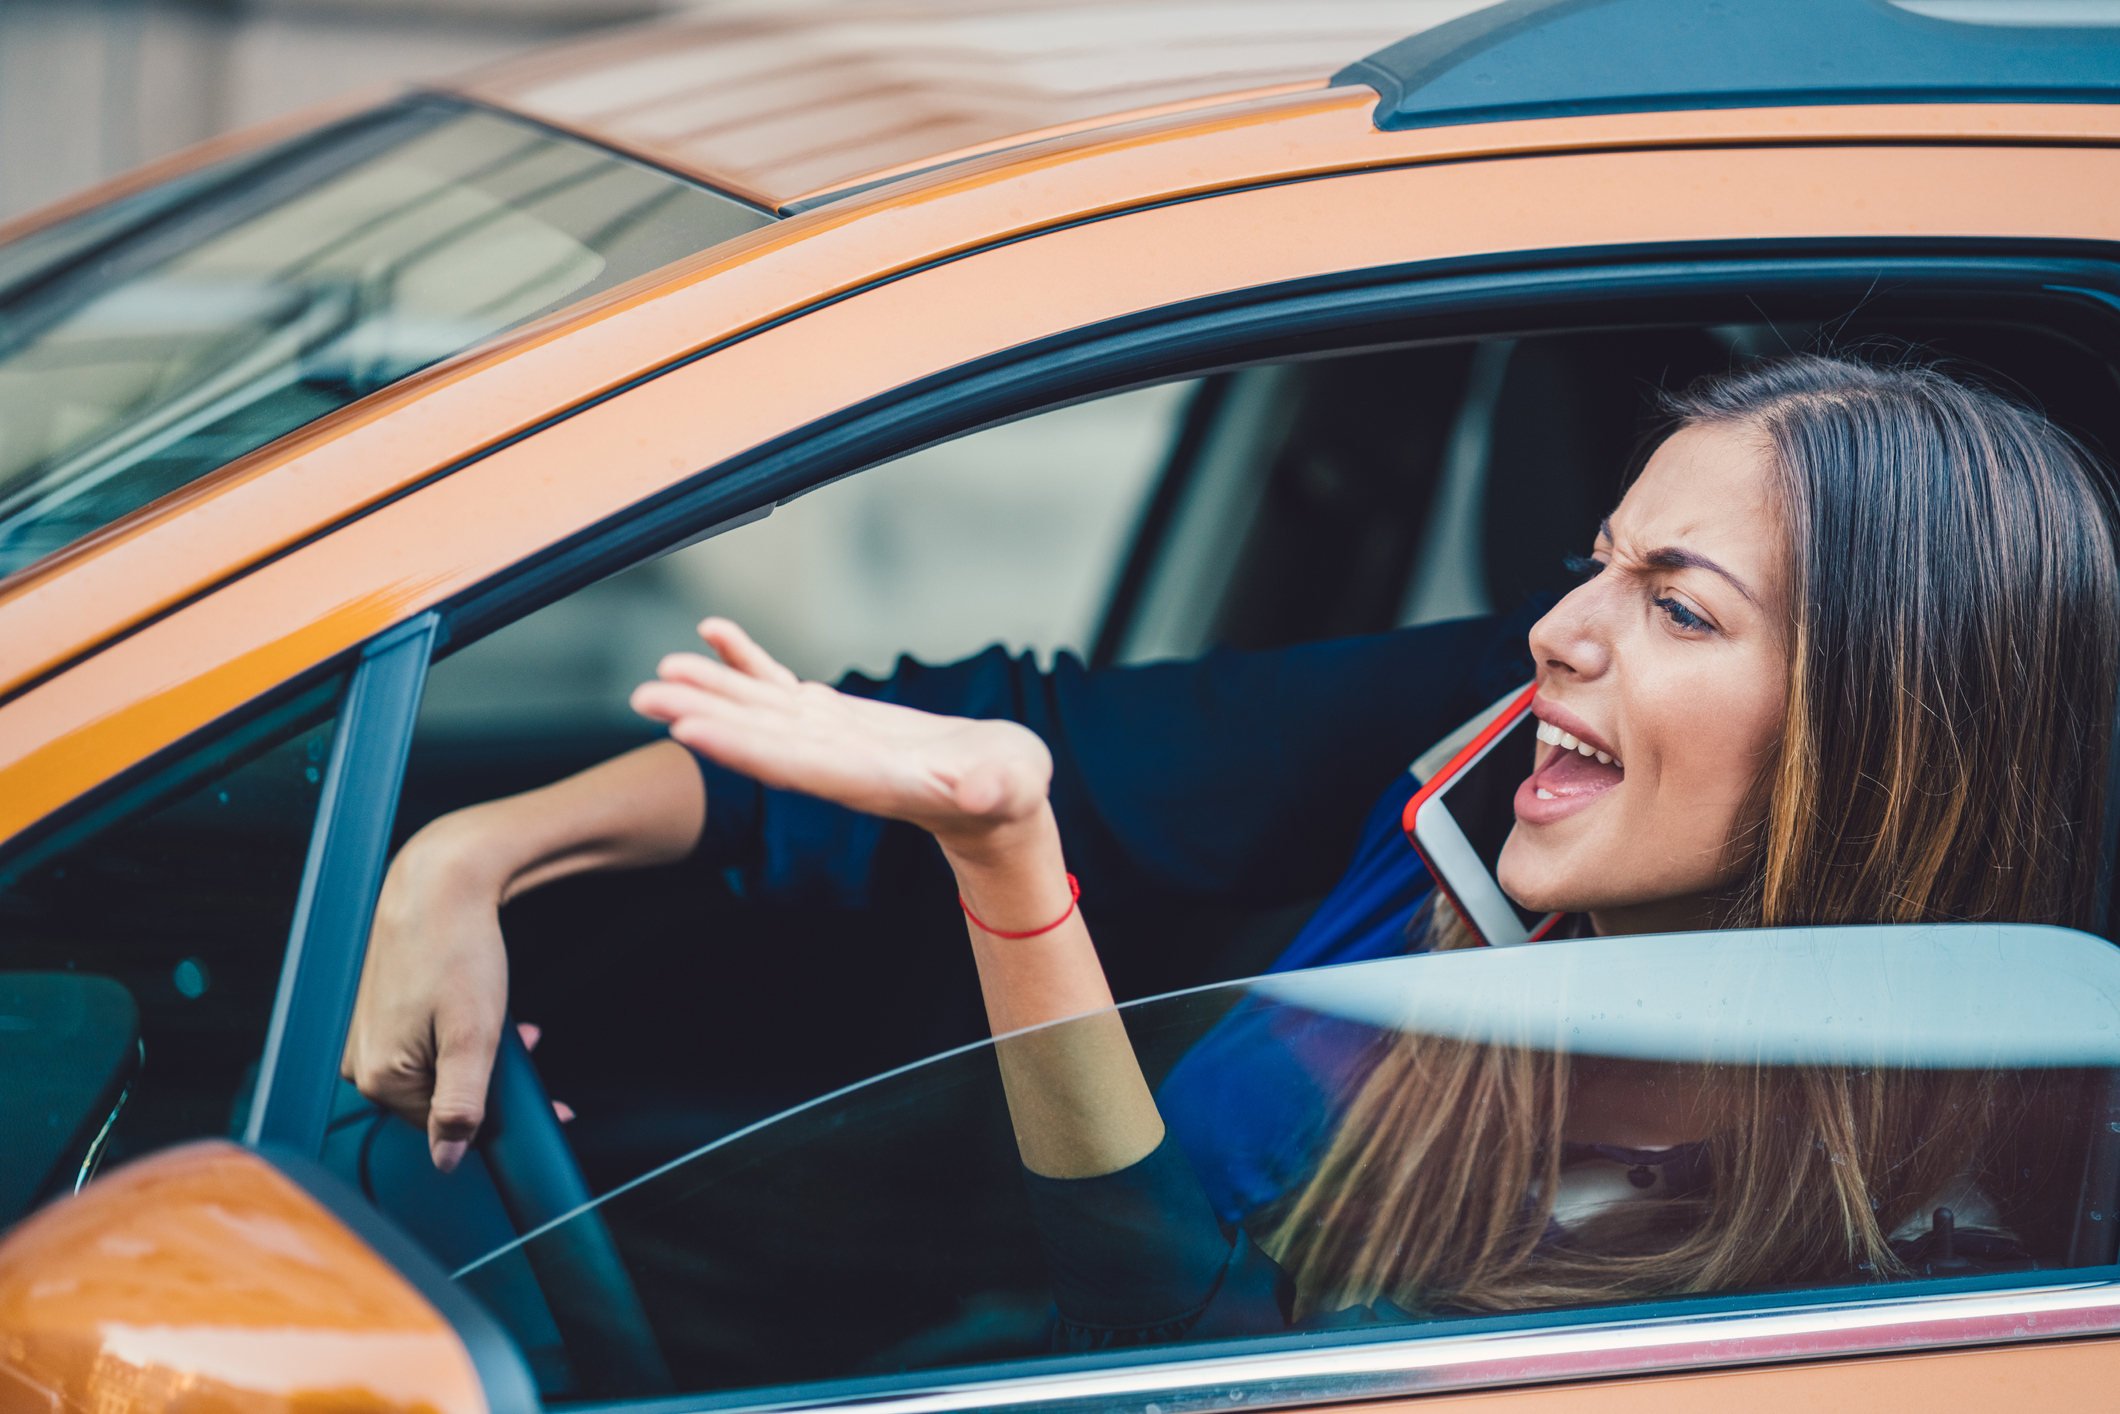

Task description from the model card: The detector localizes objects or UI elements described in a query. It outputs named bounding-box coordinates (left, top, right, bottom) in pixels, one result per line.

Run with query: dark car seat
left=1477, top=330, right=1731, bottom=612
left=0, top=971, right=139, bottom=1225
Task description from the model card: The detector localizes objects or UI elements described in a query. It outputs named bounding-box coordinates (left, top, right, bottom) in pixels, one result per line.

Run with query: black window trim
left=245, top=610, right=437, bottom=1155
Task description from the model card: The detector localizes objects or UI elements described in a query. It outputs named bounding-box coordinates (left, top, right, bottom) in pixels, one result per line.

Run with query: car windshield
left=0, top=97, right=770, bottom=579
left=455, top=923, right=2120, bottom=1403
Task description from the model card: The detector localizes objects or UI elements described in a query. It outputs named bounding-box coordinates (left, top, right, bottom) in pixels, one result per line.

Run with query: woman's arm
left=952, top=808, right=1164, bottom=1178
left=635, top=619, right=1163, bottom=1179
left=341, top=738, right=704, bottom=1170
left=645, top=623, right=1295, bottom=1347
left=710, top=608, right=1541, bottom=916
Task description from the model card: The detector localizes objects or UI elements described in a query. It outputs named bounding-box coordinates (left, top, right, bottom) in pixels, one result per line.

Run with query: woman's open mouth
left=1514, top=719, right=1625, bottom=825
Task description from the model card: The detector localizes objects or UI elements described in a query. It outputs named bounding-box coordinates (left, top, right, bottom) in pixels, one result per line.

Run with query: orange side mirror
left=0, top=1140, right=536, bottom=1413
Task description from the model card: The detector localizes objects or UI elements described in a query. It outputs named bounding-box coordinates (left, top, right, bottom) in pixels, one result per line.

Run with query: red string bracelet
left=960, top=873, right=1081, bottom=939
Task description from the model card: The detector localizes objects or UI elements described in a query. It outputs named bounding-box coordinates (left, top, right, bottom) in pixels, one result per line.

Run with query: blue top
left=1157, top=770, right=1433, bottom=1224
left=695, top=605, right=1545, bottom=916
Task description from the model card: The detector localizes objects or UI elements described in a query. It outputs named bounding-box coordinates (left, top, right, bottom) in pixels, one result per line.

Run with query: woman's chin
left=1495, top=836, right=1573, bottom=916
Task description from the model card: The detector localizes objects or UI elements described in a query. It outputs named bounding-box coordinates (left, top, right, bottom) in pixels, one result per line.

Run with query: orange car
left=8, top=0, right=2120, bottom=1409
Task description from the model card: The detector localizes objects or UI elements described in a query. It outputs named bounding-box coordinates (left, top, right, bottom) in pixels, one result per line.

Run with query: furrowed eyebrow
left=1643, top=546, right=1758, bottom=604
left=1599, top=518, right=1757, bottom=604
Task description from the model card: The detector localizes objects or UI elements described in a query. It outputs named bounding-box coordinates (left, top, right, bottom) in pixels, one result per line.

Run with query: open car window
left=455, top=923, right=2120, bottom=1402
left=0, top=97, right=769, bottom=578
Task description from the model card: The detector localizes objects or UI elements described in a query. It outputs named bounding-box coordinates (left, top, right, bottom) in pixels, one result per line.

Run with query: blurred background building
left=0, top=0, right=664, bottom=223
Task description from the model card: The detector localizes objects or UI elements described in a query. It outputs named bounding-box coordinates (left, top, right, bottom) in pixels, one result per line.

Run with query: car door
left=364, top=288, right=2120, bottom=1414
left=464, top=923, right=2120, bottom=1409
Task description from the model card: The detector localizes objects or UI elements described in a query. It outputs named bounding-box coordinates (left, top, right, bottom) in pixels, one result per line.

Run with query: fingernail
left=432, top=1139, right=468, bottom=1172
left=553, top=1100, right=576, bottom=1123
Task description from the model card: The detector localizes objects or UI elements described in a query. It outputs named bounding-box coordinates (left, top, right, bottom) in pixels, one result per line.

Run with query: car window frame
left=370, top=265, right=2120, bottom=1408
left=549, top=1272, right=2120, bottom=1414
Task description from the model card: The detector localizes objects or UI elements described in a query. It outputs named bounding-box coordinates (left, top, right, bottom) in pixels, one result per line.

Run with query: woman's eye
left=1562, top=554, right=1606, bottom=580
left=1653, top=595, right=1710, bottom=632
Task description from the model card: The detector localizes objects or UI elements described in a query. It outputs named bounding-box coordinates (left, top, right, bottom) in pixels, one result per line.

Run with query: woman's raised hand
left=638, top=618, right=1165, bottom=1179
left=632, top=619, right=1054, bottom=854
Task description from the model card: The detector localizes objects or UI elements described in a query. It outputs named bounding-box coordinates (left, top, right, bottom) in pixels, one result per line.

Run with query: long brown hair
left=1265, top=354, right=2120, bottom=1316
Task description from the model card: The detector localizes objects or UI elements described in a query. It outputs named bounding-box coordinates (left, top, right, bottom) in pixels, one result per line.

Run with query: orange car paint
left=4, top=95, right=2117, bottom=715
left=0, top=1142, right=486, bottom=1414
left=3, top=137, right=2119, bottom=845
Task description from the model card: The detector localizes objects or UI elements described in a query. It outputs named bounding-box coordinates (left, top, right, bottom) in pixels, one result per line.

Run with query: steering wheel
left=478, top=1017, right=673, bottom=1396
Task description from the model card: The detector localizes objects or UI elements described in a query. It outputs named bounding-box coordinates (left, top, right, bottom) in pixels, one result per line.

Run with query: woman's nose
left=1527, top=581, right=1614, bottom=681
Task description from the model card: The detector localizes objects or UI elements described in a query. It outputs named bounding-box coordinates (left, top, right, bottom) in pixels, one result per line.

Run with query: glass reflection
left=0, top=99, right=769, bottom=577
left=457, top=924, right=2120, bottom=1400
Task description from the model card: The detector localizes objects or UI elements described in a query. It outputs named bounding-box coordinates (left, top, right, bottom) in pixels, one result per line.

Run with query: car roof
left=451, top=0, right=2120, bottom=213
left=447, top=0, right=1481, bottom=210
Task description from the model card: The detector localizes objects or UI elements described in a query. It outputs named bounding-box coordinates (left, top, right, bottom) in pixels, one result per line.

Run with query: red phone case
left=1400, top=683, right=1563, bottom=947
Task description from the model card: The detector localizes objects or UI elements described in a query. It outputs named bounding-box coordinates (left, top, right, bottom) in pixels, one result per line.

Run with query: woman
left=630, top=354, right=2120, bottom=1339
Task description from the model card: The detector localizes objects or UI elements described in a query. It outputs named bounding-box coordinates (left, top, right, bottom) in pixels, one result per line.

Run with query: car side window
left=386, top=315, right=2120, bottom=1400
left=463, top=925, right=2120, bottom=1404
left=0, top=675, right=344, bottom=1229
left=340, top=383, right=1197, bottom=1362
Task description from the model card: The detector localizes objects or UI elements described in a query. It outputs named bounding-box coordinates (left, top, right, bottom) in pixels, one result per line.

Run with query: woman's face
left=1496, top=423, right=1788, bottom=934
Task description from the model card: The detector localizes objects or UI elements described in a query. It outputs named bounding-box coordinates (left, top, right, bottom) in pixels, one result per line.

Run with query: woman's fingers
left=427, top=1000, right=502, bottom=1173
left=632, top=677, right=713, bottom=725
left=638, top=621, right=1056, bottom=831
left=631, top=679, right=805, bottom=751
left=653, top=650, right=788, bottom=707
left=698, top=616, right=799, bottom=687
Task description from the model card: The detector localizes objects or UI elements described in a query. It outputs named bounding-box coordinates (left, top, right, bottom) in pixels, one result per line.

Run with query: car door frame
left=244, top=609, right=437, bottom=1156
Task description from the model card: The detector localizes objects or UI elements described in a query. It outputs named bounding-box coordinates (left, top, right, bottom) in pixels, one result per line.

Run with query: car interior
left=12, top=278, right=2120, bottom=1401
left=380, top=291, right=2120, bottom=1192
left=304, top=284, right=2120, bottom=1399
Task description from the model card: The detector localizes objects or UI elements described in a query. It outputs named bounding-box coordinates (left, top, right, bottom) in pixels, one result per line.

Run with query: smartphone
left=1400, top=683, right=1563, bottom=948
